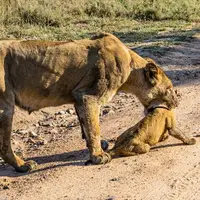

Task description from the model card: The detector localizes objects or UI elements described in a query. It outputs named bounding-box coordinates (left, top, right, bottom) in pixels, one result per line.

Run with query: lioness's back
left=0, top=33, right=131, bottom=112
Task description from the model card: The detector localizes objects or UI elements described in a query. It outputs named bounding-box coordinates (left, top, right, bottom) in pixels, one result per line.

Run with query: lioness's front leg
left=169, top=127, right=196, bottom=145
left=73, top=94, right=111, bottom=164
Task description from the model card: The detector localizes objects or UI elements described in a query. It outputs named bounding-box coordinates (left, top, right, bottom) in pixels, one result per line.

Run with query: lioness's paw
left=85, top=152, right=111, bottom=165
left=186, top=138, right=196, bottom=145
left=15, top=160, right=37, bottom=173
left=92, top=152, right=111, bottom=164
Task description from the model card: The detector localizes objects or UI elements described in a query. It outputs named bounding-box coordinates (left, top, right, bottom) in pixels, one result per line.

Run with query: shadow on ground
left=0, top=149, right=88, bottom=177
left=114, top=28, right=200, bottom=48
left=115, top=28, right=200, bottom=86
left=151, top=142, right=187, bottom=150
left=115, top=28, right=200, bottom=63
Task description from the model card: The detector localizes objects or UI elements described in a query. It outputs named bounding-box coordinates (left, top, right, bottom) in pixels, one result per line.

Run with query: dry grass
left=0, top=0, right=200, bottom=43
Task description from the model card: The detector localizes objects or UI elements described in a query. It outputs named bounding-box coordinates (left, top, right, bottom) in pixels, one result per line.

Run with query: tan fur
left=109, top=107, right=196, bottom=157
left=0, top=33, right=178, bottom=172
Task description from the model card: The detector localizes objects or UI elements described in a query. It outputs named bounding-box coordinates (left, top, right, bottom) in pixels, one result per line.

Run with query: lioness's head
left=141, top=59, right=179, bottom=110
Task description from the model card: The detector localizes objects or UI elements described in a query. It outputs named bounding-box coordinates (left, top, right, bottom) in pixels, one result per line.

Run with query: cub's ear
left=144, top=62, right=160, bottom=86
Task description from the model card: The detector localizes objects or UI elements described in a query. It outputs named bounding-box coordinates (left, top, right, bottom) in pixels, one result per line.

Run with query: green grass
left=0, top=0, right=200, bottom=46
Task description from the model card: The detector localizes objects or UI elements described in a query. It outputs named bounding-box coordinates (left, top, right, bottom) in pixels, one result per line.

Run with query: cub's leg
left=169, top=128, right=196, bottom=145
left=159, top=130, right=169, bottom=142
left=133, top=143, right=150, bottom=154
left=0, top=94, right=37, bottom=172
left=73, top=93, right=111, bottom=164
left=108, top=149, right=135, bottom=158
left=109, top=143, right=150, bottom=158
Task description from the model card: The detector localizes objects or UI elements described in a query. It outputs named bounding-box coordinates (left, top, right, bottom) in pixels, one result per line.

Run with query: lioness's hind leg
left=0, top=95, right=37, bottom=172
left=169, top=128, right=196, bottom=145
left=133, top=143, right=150, bottom=154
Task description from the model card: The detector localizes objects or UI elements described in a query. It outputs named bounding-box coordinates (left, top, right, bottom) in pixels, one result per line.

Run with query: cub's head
left=141, top=59, right=179, bottom=110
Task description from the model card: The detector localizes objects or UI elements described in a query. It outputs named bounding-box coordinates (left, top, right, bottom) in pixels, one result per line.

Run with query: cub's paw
left=186, top=138, right=196, bottom=145
left=15, top=160, right=38, bottom=173
left=85, top=152, right=111, bottom=165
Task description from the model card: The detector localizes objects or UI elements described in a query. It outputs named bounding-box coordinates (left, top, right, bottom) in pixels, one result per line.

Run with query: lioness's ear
left=144, top=62, right=160, bottom=86
left=145, top=57, right=156, bottom=64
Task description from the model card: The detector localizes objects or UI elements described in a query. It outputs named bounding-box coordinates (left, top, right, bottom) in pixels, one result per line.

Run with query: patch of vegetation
left=0, top=0, right=200, bottom=45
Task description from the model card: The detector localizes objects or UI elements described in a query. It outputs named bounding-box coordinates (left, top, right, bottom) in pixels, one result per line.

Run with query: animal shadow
left=0, top=149, right=89, bottom=177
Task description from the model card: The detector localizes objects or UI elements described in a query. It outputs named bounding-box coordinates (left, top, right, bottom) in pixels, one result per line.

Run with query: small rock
left=66, top=121, right=78, bottom=128
left=39, top=121, right=53, bottom=127
left=108, top=110, right=115, bottom=115
left=106, top=196, right=117, bottom=200
left=34, top=123, right=39, bottom=127
left=26, top=138, right=36, bottom=144
left=29, top=131, right=37, bottom=138
left=55, top=110, right=67, bottom=115
left=59, top=110, right=66, bottom=115
left=110, top=177, right=120, bottom=182
left=17, top=130, right=29, bottom=135
left=38, top=139, right=47, bottom=145
left=50, top=128, right=58, bottom=134
left=3, top=185, right=9, bottom=190
left=103, top=105, right=111, bottom=109
left=67, top=108, right=75, bottom=115
left=102, top=109, right=109, bottom=115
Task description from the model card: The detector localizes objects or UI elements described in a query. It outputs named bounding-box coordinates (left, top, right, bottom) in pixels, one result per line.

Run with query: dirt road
left=1, top=35, right=200, bottom=200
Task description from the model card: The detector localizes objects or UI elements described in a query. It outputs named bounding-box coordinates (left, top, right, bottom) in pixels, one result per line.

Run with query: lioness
left=108, top=101, right=196, bottom=158
left=0, top=33, right=178, bottom=172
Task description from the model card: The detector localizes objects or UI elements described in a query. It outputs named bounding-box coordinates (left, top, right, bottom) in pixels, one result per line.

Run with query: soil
left=1, top=34, right=200, bottom=200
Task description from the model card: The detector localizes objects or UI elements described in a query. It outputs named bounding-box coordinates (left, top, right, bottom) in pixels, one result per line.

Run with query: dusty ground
left=1, top=34, right=200, bottom=200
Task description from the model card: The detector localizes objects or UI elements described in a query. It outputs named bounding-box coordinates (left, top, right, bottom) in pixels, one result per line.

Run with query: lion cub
left=109, top=104, right=196, bottom=157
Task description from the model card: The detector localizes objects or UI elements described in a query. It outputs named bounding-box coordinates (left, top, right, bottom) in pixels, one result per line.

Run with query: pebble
left=58, top=110, right=66, bottom=115
left=67, top=108, right=75, bottom=115
left=106, top=196, right=117, bottom=200
left=29, top=131, right=38, bottom=138
left=3, top=185, right=9, bottom=190
left=50, top=128, right=58, bottom=134
left=17, top=130, right=29, bottom=135
left=102, top=109, right=115, bottom=116
left=109, top=177, right=120, bottom=182
left=38, top=139, right=47, bottom=145
left=108, top=110, right=115, bottom=115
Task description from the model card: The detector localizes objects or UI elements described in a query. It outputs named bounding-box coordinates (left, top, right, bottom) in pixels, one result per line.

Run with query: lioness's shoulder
left=90, top=32, right=126, bottom=46
left=90, top=32, right=116, bottom=40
